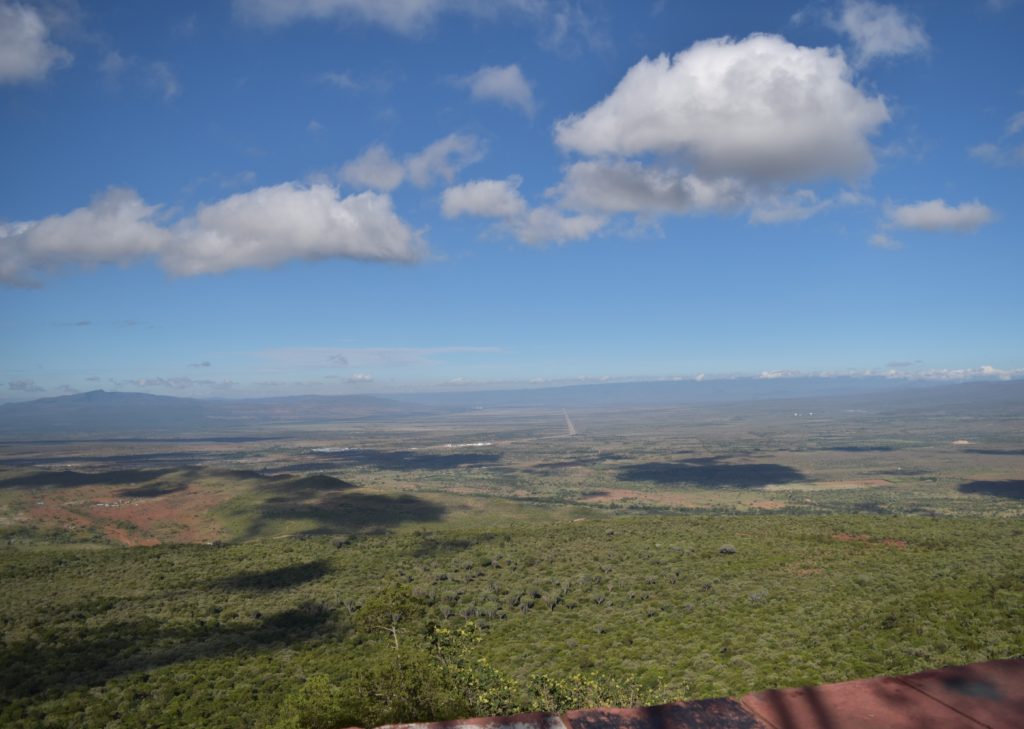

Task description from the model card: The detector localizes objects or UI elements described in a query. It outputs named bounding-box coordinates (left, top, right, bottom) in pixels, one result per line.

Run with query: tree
left=355, top=585, right=428, bottom=649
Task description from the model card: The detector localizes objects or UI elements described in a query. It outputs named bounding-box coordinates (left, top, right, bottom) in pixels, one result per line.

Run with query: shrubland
left=2, top=514, right=1021, bottom=727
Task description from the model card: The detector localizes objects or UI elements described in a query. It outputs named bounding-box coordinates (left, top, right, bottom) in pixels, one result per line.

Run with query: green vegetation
left=2, top=514, right=1021, bottom=727
left=1, top=398, right=1022, bottom=727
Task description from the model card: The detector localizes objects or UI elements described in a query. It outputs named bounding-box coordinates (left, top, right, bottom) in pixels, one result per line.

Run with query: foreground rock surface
left=371, top=657, right=1023, bottom=729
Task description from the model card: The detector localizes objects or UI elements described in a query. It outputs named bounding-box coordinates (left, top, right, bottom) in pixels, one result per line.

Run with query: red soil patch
left=24, top=483, right=230, bottom=546
left=29, top=500, right=94, bottom=531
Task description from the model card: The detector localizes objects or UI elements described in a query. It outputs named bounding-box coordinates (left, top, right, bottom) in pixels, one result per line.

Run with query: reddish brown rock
left=378, top=711, right=567, bottom=729
left=742, top=675, right=982, bottom=728
left=563, top=698, right=766, bottom=729
left=898, top=658, right=1024, bottom=729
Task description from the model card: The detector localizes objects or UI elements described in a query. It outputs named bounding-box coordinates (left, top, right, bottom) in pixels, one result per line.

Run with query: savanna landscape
left=3, top=1, right=1023, bottom=727
left=1, top=382, right=1021, bottom=727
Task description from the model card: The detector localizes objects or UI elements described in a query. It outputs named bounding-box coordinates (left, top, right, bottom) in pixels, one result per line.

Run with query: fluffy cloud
left=886, top=199, right=994, bottom=233
left=0, top=2, right=72, bottom=83
left=509, top=207, right=606, bottom=245
left=557, top=34, right=884, bottom=183
left=0, top=189, right=170, bottom=285
left=555, top=34, right=889, bottom=183
left=539, top=33, right=892, bottom=232
left=831, top=1, right=929, bottom=66
left=340, top=145, right=407, bottom=191
left=165, top=184, right=422, bottom=275
left=0, top=184, right=422, bottom=284
left=441, top=177, right=527, bottom=218
left=553, top=160, right=748, bottom=215
left=458, top=64, right=534, bottom=116
left=405, top=134, right=484, bottom=187
left=442, top=177, right=605, bottom=244
left=341, top=134, right=484, bottom=192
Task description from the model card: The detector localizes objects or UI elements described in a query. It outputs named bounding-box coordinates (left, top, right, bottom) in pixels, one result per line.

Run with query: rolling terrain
left=0, top=379, right=1022, bottom=727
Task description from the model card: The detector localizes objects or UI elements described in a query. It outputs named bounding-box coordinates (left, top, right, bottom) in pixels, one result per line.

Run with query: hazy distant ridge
left=2, top=378, right=1022, bottom=438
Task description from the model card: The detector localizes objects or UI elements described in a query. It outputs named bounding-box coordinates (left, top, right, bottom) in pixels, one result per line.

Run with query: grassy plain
left=0, top=397, right=1022, bottom=726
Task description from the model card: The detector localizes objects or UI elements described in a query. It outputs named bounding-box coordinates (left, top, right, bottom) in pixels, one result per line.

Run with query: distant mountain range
left=1, top=377, right=1022, bottom=438
left=0, top=390, right=440, bottom=437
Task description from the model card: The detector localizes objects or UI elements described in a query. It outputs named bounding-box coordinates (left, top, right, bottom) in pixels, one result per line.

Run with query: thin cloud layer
left=870, top=232, right=901, bottom=249
left=405, top=134, right=485, bottom=187
left=261, top=345, right=500, bottom=369
left=555, top=34, right=889, bottom=183
left=101, top=51, right=181, bottom=101
left=0, top=184, right=423, bottom=284
left=886, top=199, right=994, bottom=233
left=0, top=2, right=72, bottom=83
left=233, top=0, right=544, bottom=33
left=459, top=64, right=535, bottom=116
left=969, top=110, right=1024, bottom=167
left=831, top=0, right=929, bottom=66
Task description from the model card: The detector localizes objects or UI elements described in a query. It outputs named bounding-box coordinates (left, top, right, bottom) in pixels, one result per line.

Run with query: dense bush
left=1, top=514, right=1022, bottom=728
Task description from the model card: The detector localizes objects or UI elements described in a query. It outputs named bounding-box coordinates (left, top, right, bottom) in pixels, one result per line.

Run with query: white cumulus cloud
left=443, top=177, right=606, bottom=245
left=166, top=184, right=423, bottom=275
left=458, top=64, right=535, bottom=116
left=441, top=177, right=527, bottom=219
left=0, top=2, right=72, bottom=83
left=552, top=159, right=749, bottom=215
left=831, top=0, right=929, bottom=66
left=341, top=134, right=484, bottom=191
left=0, top=184, right=423, bottom=284
left=0, top=189, right=169, bottom=285
left=509, top=207, right=606, bottom=245
left=886, top=200, right=994, bottom=233
left=340, top=144, right=407, bottom=191
left=554, top=34, right=889, bottom=183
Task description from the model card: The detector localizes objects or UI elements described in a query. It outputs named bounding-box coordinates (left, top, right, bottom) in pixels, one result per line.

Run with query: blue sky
left=1, top=0, right=1022, bottom=401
